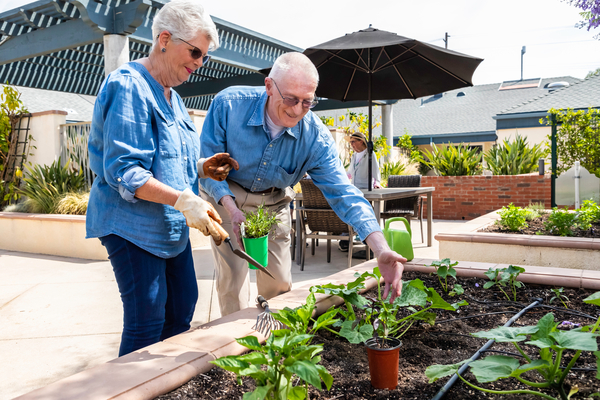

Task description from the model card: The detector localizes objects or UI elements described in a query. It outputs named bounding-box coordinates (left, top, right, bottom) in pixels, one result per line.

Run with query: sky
left=2, top=0, right=600, bottom=85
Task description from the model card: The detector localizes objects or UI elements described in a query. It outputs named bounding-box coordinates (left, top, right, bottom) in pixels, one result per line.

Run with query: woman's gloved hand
left=174, top=188, right=224, bottom=245
left=200, top=153, right=240, bottom=181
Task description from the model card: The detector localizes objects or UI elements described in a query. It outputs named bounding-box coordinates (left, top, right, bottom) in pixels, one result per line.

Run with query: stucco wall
left=421, top=174, right=551, bottom=220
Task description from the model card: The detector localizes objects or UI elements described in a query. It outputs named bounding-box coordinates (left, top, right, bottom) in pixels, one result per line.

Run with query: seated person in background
left=345, top=132, right=381, bottom=190
left=339, top=132, right=381, bottom=253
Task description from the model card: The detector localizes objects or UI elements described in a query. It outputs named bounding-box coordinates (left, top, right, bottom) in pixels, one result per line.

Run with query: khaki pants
left=200, top=181, right=294, bottom=316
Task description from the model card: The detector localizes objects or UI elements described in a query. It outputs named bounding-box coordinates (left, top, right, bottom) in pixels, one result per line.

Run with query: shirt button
left=270, top=144, right=273, bottom=147
left=184, top=157, right=188, bottom=161
left=263, top=162, right=266, bottom=165
left=258, top=178, right=261, bottom=181
left=117, top=178, right=122, bottom=182
left=183, top=141, right=186, bottom=146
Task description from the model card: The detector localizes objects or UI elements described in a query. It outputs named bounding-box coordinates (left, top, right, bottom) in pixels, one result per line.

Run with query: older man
left=199, top=52, right=405, bottom=316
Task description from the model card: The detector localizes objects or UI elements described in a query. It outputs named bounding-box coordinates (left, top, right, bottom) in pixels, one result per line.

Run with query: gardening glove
left=197, top=153, right=239, bottom=182
left=174, top=188, right=223, bottom=245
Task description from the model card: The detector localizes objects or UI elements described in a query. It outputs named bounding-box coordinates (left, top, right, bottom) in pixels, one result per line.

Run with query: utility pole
left=521, top=46, right=526, bottom=80
left=443, top=32, right=450, bottom=49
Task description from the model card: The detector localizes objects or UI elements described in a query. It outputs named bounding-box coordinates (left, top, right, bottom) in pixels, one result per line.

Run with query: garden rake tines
left=255, top=295, right=283, bottom=336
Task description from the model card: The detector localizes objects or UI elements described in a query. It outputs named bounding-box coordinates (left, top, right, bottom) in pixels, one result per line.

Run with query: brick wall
left=421, top=174, right=551, bottom=220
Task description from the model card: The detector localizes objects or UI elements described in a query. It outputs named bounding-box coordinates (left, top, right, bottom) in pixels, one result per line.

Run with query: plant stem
left=557, top=349, right=581, bottom=389
left=515, top=376, right=552, bottom=388
left=321, top=325, right=341, bottom=336
left=513, top=342, right=533, bottom=363
left=549, top=349, right=564, bottom=382
left=456, top=372, right=557, bottom=400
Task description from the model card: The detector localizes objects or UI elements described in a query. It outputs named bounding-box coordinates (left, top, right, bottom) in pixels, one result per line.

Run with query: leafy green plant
left=321, top=267, right=467, bottom=345
left=421, top=143, right=482, bottom=176
left=549, top=287, right=569, bottom=309
left=426, top=291, right=600, bottom=400
left=242, top=203, right=279, bottom=238
left=427, top=258, right=463, bottom=296
left=54, top=191, right=89, bottom=215
left=483, top=133, right=549, bottom=175
left=496, top=203, right=529, bottom=232
left=544, top=207, right=577, bottom=237
left=577, top=199, right=600, bottom=230
left=542, top=107, right=600, bottom=179
left=18, top=158, right=85, bottom=214
left=396, top=131, right=422, bottom=162
left=484, top=265, right=525, bottom=301
left=270, top=293, right=340, bottom=342
left=210, top=330, right=333, bottom=400
left=380, top=160, right=407, bottom=187
left=0, top=84, right=30, bottom=207
left=310, top=279, right=369, bottom=323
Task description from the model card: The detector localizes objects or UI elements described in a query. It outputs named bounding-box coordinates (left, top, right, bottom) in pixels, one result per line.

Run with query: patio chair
left=380, top=175, right=424, bottom=243
left=298, top=179, right=369, bottom=270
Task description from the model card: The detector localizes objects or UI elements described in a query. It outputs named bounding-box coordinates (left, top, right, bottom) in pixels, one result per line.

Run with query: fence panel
left=60, top=122, right=93, bottom=189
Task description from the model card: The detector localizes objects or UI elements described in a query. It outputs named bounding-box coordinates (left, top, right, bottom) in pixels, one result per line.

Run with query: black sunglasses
left=271, top=78, right=318, bottom=109
left=173, top=36, right=211, bottom=65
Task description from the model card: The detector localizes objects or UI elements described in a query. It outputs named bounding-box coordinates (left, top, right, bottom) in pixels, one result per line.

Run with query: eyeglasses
left=175, top=37, right=211, bottom=65
left=271, top=78, right=318, bottom=109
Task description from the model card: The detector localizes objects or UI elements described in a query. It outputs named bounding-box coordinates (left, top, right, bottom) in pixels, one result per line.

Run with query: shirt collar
left=247, top=89, right=298, bottom=139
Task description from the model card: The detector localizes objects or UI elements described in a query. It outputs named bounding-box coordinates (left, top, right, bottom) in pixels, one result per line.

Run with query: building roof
left=2, top=83, right=95, bottom=123
left=498, top=73, right=600, bottom=116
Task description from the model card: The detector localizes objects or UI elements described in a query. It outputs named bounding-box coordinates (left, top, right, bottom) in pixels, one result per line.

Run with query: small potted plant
left=241, top=203, right=279, bottom=270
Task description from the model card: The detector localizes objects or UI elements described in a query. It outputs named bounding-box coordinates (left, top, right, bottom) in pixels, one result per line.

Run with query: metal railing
left=60, top=122, right=93, bottom=189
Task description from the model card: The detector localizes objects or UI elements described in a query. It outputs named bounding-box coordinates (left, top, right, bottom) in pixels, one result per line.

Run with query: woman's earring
left=161, top=48, right=166, bottom=53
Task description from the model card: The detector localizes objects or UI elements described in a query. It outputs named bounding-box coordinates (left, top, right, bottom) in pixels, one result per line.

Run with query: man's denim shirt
left=199, top=86, right=381, bottom=241
left=86, top=62, right=200, bottom=258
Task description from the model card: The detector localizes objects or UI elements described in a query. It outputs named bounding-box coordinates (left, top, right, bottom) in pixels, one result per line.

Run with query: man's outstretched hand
left=203, top=153, right=239, bottom=181
left=376, top=249, right=406, bottom=303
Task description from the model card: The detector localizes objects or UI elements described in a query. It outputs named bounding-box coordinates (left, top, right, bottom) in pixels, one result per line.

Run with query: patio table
left=294, top=187, right=435, bottom=264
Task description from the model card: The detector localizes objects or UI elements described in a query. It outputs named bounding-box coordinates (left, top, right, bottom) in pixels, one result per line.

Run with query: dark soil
left=155, top=271, right=600, bottom=400
left=480, top=213, right=600, bottom=238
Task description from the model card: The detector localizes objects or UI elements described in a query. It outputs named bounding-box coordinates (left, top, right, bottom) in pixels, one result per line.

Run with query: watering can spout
left=382, top=217, right=414, bottom=261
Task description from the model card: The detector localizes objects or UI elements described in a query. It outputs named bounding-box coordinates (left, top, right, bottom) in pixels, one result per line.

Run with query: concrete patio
left=0, top=219, right=467, bottom=400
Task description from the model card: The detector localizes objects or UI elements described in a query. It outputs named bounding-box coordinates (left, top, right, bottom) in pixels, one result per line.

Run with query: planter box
left=0, top=212, right=211, bottom=260
left=14, top=259, right=600, bottom=400
left=436, top=211, right=600, bottom=271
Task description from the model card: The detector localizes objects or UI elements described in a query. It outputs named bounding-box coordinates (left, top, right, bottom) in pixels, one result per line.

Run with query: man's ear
left=264, top=77, right=274, bottom=96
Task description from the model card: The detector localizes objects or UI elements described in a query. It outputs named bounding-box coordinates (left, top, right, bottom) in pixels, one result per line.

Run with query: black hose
left=436, top=310, right=518, bottom=323
left=431, top=299, right=542, bottom=400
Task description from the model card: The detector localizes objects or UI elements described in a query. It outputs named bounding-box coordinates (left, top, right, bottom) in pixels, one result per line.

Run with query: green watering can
left=383, top=217, right=414, bottom=261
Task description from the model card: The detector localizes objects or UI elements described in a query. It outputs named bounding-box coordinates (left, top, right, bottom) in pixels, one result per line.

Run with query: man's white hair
left=152, top=0, right=219, bottom=51
left=269, top=52, right=319, bottom=85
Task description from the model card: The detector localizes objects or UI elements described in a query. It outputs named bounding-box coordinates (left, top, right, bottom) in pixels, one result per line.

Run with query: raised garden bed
left=436, top=211, right=600, bottom=271
left=155, top=268, right=600, bottom=400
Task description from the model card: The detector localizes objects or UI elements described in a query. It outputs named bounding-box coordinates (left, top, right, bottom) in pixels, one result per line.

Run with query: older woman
left=86, top=0, right=237, bottom=356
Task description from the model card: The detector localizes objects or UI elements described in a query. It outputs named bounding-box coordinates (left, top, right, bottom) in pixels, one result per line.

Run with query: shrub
left=483, top=133, right=549, bottom=175
left=421, top=143, right=482, bottom=176
left=18, top=157, right=86, bottom=214
left=543, top=107, right=600, bottom=178
left=55, top=192, right=89, bottom=215
left=380, top=160, right=406, bottom=187
left=496, top=203, right=529, bottom=232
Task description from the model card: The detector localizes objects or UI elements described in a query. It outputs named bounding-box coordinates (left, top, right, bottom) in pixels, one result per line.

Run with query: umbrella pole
left=367, top=48, right=373, bottom=192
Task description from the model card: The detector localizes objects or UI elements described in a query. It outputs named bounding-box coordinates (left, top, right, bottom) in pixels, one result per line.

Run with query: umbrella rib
left=320, top=49, right=370, bottom=73
left=373, top=45, right=417, bottom=73
left=414, top=53, right=471, bottom=85
left=383, top=48, right=415, bottom=98
left=343, top=69, right=357, bottom=101
left=354, top=48, right=369, bottom=70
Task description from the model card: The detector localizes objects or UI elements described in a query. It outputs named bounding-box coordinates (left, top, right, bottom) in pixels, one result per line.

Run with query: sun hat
left=344, top=132, right=367, bottom=147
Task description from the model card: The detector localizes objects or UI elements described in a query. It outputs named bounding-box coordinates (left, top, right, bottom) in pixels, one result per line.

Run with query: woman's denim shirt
left=86, top=62, right=200, bottom=258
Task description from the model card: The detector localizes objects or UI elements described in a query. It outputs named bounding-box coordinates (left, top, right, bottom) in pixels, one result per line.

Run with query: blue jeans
left=100, top=234, right=198, bottom=356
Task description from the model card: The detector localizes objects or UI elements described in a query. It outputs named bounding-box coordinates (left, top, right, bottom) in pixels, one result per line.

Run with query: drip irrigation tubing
left=431, top=298, right=542, bottom=400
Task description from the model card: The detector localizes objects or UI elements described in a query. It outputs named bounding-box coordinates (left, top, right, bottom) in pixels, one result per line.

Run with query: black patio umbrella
left=303, top=26, right=483, bottom=190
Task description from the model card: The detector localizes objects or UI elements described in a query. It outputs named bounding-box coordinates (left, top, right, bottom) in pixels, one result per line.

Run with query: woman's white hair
left=269, top=52, right=319, bottom=86
left=152, top=0, right=219, bottom=51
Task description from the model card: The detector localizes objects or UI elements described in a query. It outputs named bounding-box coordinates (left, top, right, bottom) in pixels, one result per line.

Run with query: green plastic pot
left=242, top=234, right=269, bottom=270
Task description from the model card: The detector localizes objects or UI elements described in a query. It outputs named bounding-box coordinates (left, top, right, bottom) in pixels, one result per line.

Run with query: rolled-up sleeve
left=308, top=133, right=381, bottom=241
left=199, top=98, right=234, bottom=203
left=99, top=76, right=155, bottom=202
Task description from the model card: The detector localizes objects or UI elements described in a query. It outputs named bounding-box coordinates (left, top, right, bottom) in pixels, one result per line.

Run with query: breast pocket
left=181, top=119, right=200, bottom=160
left=272, top=165, right=298, bottom=188
left=154, top=109, right=180, bottom=158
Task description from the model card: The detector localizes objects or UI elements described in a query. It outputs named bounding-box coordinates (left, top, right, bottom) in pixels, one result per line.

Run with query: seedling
left=428, top=258, right=463, bottom=295
left=549, top=287, right=569, bottom=309
left=484, top=265, right=525, bottom=301
left=242, top=203, right=279, bottom=238
left=426, top=291, right=600, bottom=400
left=544, top=207, right=577, bottom=237
left=211, top=330, right=333, bottom=400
